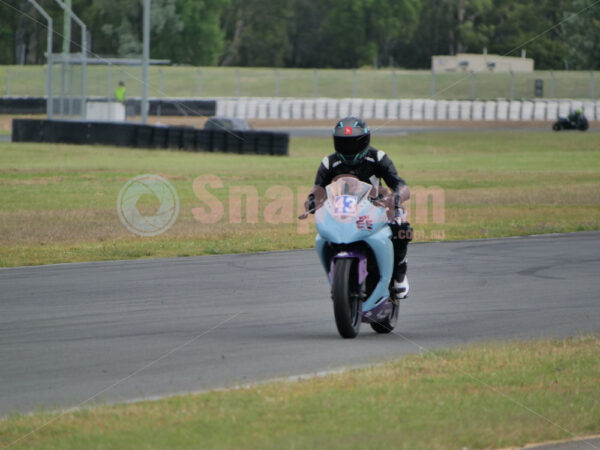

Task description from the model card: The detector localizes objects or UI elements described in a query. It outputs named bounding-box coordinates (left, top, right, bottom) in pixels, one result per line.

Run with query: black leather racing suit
left=311, top=146, right=411, bottom=282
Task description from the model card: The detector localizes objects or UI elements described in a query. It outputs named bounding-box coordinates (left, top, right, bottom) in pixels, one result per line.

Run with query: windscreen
left=326, top=176, right=372, bottom=217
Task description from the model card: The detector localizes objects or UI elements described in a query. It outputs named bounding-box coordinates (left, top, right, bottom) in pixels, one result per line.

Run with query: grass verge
left=0, top=131, right=599, bottom=267
left=1, top=335, right=599, bottom=449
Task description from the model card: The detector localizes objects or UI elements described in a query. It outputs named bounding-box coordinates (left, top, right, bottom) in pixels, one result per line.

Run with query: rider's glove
left=391, top=207, right=413, bottom=242
left=394, top=206, right=407, bottom=223
left=304, top=194, right=316, bottom=214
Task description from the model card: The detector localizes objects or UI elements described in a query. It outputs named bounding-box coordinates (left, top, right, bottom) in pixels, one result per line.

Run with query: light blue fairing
left=315, top=197, right=394, bottom=313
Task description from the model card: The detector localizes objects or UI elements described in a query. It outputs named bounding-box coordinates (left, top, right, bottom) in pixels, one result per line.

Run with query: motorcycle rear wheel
left=332, top=258, right=362, bottom=339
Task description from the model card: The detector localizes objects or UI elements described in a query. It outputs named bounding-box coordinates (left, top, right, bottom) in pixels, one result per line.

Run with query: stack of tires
left=12, top=119, right=290, bottom=156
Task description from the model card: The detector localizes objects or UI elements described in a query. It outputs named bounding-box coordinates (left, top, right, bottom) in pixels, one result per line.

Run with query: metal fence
left=1, top=66, right=598, bottom=101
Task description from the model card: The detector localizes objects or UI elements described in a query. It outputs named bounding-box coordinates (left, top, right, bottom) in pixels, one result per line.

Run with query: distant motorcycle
left=300, top=175, right=399, bottom=339
left=552, top=115, right=589, bottom=131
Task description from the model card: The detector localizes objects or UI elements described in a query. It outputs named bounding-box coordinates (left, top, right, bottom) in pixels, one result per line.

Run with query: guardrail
left=216, top=98, right=600, bottom=121
left=0, top=97, right=216, bottom=117
left=11, top=119, right=289, bottom=156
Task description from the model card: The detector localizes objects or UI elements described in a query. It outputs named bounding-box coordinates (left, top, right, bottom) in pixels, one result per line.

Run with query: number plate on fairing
left=333, top=195, right=358, bottom=216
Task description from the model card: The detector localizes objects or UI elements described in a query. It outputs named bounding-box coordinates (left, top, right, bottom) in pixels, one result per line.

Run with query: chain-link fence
left=1, top=66, right=598, bottom=101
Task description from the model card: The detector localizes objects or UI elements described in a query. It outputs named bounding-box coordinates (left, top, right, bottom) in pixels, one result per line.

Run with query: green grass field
left=1, top=65, right=598, bottom=99
left=1, top=335, right=599, bottom=449
left=0, top=131, right=599, bottom=267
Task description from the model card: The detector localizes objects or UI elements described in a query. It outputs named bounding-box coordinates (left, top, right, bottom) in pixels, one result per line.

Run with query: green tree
left=366, top=0, right=421, bottom=67
left=165, top=0, right=228, bottom=65
left=93, top=0, right=182, bottom=57
left=0, top=0, right=64, bottom=64
left=481, top=0, right=569, bottom=69
left=562, top=0, right=600, bottom=69
left=286, top=0, right=329, bottom=67
left=315, top=0, right=372, bottom=68
left=220, top=0, right=291, bottom=66
left=403, top=0, right=458, bottom=67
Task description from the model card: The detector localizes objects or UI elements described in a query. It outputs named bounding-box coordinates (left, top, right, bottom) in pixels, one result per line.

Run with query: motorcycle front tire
left=332, top=258, right=362, bottom=339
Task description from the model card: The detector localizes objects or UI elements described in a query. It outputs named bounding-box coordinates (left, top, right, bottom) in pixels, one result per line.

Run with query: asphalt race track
left=1, top=232, right=599, bottom=416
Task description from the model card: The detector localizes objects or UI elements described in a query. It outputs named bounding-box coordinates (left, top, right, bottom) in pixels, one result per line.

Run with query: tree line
left=1, top=0, right=598, bottom=70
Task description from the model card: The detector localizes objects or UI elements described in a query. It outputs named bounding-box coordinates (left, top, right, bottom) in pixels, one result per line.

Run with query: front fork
left=329, top=252, right=368, bottom=302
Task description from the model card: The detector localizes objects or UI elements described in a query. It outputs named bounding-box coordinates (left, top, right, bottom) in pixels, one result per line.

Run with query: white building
left=432, top=52, right=534, bottom=73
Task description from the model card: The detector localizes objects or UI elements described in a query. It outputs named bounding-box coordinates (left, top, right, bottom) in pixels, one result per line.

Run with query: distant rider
left=304, top=117, right=412, bottom=300
left=568, top=108, right=583, bottom=125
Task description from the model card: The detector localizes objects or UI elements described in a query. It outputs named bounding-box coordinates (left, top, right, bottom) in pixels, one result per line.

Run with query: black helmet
left=333, top=117, right=371, bottom=165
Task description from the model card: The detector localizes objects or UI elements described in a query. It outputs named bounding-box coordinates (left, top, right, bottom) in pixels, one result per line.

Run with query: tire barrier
left=0, top=97, right=47, bottom=114
left=6, top=95, right=598, bottom=121
left=11, top=119, right=289, bottom=156
left=1, top=97, right=217, bottom=117
left=216, top=97, right=600, bottom=121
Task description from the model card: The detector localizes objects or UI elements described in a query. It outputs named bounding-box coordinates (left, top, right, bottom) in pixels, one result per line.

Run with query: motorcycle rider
left=304, top=117, right=412, bottom=300
left=568, top=108, right=584, bottom=125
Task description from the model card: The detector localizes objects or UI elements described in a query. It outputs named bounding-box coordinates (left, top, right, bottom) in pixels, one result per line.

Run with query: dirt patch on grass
left=449, top=184, right=600, bottom=206
left=0, top=208, right=301, bottom=246
left=0, top=114, right=44, bottom=132
left=0, top=176, right=66, bottom=185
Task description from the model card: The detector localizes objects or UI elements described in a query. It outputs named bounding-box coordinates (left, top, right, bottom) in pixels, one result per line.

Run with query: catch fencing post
left=236, top=69, right=241, bottom=98
left=550, top=70, right=555, bottom=98
left=108, top=63, right=112, bottom=101
left=81, top=24, right=87, bottom=119
left=197, top=69, right=202, bottom=97
left=392, top=68, right=397, bottom=98
left=313, top=68, right=318, bottom=98
left=274, top=69, right=279, bottom=97
left=60, top=59, right=65, bottom=116
left=352, top=69, right=357, bottom=98
left=159, top=68, right=164, bottom=97
left=5, top=67, right=9, bottom=96
left=53, top=0, right=88, bottom=118
left=430, top=70, right=435, bottom=99
left=28, top=0, right=54, bottom=117
left=107, top=62, right=112, bottom=120
left=510, top=70, right=515, bottom=100
left=141, top=0, right=150, bottom=124
left=68, top=62, right=74, bottom=116
left=591, top=71, right=595, bottom=101
left=470, top=71, right=475, bottom=100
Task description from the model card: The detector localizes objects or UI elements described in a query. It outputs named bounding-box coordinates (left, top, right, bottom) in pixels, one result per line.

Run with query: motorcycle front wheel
left=332, top=258, right=362, bottom=339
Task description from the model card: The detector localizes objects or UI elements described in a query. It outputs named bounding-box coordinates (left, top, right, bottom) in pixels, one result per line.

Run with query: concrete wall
left=216, top=97, right=599, bottom=121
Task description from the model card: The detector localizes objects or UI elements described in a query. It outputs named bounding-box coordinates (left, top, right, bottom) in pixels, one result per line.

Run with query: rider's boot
left=392, top=261, right=409, bottom=301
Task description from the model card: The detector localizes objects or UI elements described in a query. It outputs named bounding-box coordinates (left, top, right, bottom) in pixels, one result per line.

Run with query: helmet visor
left=334, top=135, right=370, bottom=160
